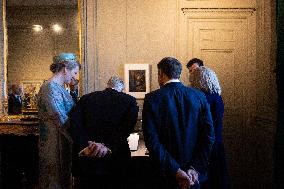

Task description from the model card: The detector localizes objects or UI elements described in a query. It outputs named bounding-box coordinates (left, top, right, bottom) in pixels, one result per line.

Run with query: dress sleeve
left=44, top=84, right=69, bottom=127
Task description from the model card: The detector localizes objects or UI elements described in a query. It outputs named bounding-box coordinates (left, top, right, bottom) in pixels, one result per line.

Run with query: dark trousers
left=73, top=156, right=130, bottom=189
left=201, top=142, right=230, bottom=189
left=158, top=176, right=200, bottom=189
left=128, top=157, right=200, bottom=189
left=77, top=175, right=128, bottom=189
left=0, top=135, right=39, bottom=189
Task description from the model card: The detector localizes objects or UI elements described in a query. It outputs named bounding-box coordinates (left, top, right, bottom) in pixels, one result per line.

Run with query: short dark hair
left=186, top=58, right=204, bottom=68
left=157, top=57, right=182, bottom=79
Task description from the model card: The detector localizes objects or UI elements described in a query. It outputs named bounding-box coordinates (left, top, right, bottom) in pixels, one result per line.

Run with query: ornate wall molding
left=178, top=7, right=256, bottom=64
left=179, top=0, right=256, bottom=9
left=181, top=8, right=256, bottom=17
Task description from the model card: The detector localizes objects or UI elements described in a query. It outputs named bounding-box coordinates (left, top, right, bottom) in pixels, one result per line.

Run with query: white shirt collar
left=164, top=79, right=180, bottom=85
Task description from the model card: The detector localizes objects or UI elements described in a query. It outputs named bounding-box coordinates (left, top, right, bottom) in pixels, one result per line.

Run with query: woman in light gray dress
left=37, top=53, right=80, bottom=189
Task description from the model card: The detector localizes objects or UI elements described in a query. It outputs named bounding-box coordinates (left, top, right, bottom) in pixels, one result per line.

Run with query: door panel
left=192, top=20, right=246, bottom=115
left=180, top=9, right=256, bottom=188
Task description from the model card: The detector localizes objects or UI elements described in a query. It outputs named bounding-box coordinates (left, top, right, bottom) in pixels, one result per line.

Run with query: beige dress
left=37, top=80, right=74, bottom=189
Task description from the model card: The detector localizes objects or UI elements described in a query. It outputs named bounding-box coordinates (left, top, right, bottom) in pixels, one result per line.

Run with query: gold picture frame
left=22, top=80, right=43, bottom=109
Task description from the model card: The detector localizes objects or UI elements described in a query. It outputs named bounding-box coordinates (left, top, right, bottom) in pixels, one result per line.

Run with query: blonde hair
left=190, top=66, right=222, bottom=95
left=50, top=53, right=80, bottom=73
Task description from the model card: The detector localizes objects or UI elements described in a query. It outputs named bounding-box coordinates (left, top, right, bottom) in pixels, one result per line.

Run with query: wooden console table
left=0, top=115, right=39, bottom=136
left=0, top=115, right=39, bottom=188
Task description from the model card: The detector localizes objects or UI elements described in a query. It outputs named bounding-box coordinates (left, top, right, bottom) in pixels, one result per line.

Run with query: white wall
left=95, top=0, right=177, bottom=91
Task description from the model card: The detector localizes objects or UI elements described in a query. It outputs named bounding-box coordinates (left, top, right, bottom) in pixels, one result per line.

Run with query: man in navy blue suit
left=142, top=57, right=215, bottom=189
left=8, top=84, right=23, bottom=115
left=70, top=76, right=138, bottom=189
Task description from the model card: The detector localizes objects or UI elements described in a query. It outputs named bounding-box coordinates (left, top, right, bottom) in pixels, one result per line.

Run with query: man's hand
left=78, top=141, right=110, bottom=158
left=87, top=141, right=109, bottom=158
left=176, top=169, right=191, bottom=189
left=187, top=168, right=199, bottom=186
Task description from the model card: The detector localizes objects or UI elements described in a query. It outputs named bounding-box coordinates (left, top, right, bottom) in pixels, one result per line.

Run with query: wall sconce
left=52, top=24, right=63, bottom=33
left=32, top=25, right=43, bottom=32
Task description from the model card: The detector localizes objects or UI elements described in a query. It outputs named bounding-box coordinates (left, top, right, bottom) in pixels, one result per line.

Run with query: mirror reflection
left=6, top=1, right=79, bottom=115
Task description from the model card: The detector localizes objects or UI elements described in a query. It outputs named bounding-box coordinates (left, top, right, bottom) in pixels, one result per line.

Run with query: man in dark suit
left=8, top=84, right=23, bottom=115
left=70, top=76, right=138, bottom=189
left=142, top=57, right=215, bottom=189
left=69, top=78, right=79, bottom=103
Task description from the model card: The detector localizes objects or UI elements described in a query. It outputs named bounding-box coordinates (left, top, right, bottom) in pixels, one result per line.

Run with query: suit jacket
left=142, top=82, right=215, bottom=181
left=8, top=94, right=22, bottom=115
left=70, top=88, right=138, bottom=177
left=70, top=89, right=78, bottom=103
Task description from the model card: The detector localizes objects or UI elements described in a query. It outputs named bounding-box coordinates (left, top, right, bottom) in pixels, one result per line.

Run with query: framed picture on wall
left=22, top=80, right=43, bottom=109
left=124, top=64, right=150, bottom=99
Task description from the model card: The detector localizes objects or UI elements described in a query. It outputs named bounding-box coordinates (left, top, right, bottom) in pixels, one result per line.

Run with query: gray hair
left=107, top=76, right=125, bottom=92
left=190, top=66, right=222, bottom=95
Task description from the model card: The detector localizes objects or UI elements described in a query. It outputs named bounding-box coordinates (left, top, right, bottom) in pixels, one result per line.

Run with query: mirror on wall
left=6, top=0, right=79, bottom=114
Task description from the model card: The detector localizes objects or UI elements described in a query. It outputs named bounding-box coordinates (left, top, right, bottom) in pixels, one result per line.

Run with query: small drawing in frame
left=124, top=64, right=150, bottom=99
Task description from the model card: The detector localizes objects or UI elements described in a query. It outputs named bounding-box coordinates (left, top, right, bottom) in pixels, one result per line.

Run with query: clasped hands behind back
left=79, top=141, right=112, bottom=158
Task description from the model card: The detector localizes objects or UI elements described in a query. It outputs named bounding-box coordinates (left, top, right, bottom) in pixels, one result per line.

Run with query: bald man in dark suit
left=70, top=76, right=138, bottom=189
